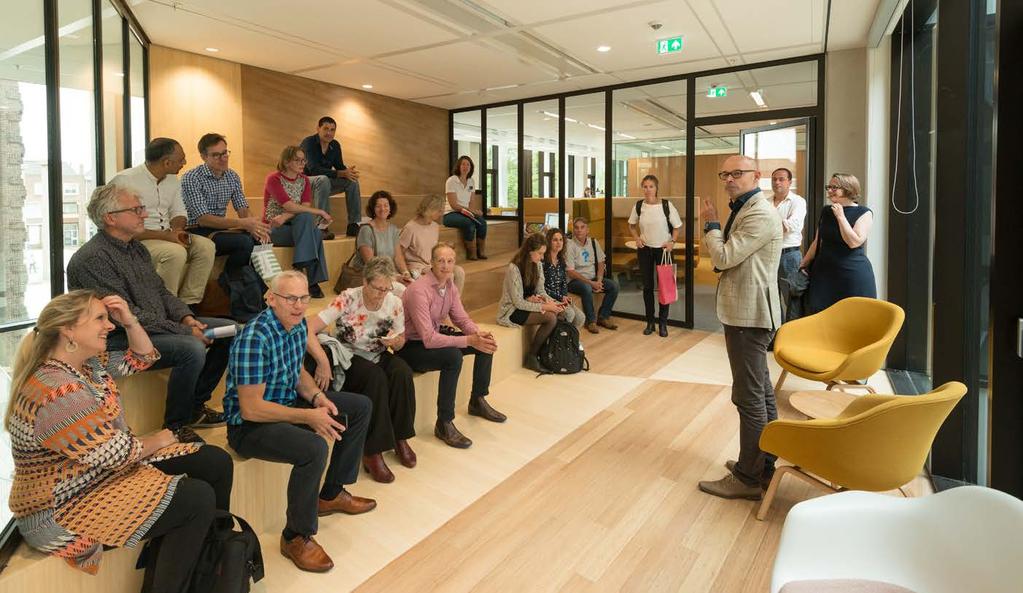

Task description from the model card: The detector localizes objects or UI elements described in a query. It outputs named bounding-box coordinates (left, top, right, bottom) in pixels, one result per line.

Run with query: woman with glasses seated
left=264, top=145, right=333, bottom=298
left=6, top=290, right=234, bottom=588
left=801, top=173, right=876, bottom=314
left=306, top=257, right=416, bottom=483
left=627, top=174, right=682, bottom=337
left=337, top=190, right=413, bottom=295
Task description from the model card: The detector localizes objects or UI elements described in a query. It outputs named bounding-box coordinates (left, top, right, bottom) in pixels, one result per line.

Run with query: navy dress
left=806, top=205, right=877, bottom=314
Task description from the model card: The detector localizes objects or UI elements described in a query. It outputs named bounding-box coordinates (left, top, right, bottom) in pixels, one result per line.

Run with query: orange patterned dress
left=7, top=349, right=200, bottom=573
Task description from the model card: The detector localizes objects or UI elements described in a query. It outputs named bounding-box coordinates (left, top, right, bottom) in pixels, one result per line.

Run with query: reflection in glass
left=565, top=93, right=605, bottom=245
left=102, top=0, right=124, bottom=182
left=452, top=110, right=481, bottom=188
left=611, top=82, right=688, bottom=324
left=523, top=99, right=558, bottom=235
left=130, top=32, right=146, bottom=166
left=485, top=105, right=518, bottom=217
left=695, top=61, right=818, bottom=118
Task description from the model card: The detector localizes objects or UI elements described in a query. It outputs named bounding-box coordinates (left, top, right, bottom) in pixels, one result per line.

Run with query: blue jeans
left=106, top=317, right=234, bottom=428
left=778, top=248, right=802, bottom=323
left=310, top=175, right=361, bottom=226
left=567, top=277, right=619, bottom=323
left=443, top=211, right=488, bottom=241
left=270, top=212, right=328, bottom=284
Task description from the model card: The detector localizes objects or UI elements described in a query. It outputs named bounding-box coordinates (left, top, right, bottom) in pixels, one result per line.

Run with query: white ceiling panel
left=610, top=57, right=729, bottom=84
left=828, top=0, right=883, bottom=50
left=299, top=61, right=453, bottom=100
left=484, top=0, right=652, bottom=25
left=711, top=0, right=825, bottom=54
left=378, top=40, right=559, bottom=89
left=532, top=1, right=722, bottom=72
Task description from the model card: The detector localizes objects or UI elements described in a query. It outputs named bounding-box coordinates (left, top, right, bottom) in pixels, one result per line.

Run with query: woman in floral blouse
left=541, top=227, right=584, bottom=329
left=264, top=145, right=333, bottom=298
left=5, top=290, right=233, bottom=589
left=306, top=257, right=416, bottom=483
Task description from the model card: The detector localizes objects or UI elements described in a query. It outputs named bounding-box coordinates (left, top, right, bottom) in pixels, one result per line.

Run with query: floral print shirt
left=317, top=286, right=404, bottom=362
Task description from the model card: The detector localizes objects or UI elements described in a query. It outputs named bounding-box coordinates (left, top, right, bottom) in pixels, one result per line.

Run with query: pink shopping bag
left=656, top=249, right=678, bottom=305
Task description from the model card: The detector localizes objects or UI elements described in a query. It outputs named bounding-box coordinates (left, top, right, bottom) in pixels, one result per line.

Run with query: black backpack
left=634, top=199, right=673, bottom=234
left=138, top=511, right=265, bottom=593
left=218, top=266, right=267, bottom=323
left=538, top=320, right=589, bottom=374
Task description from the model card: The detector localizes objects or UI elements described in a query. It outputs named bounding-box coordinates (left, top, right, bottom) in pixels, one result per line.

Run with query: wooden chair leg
left=756, top=465, right=840, bottom=521
left=898, top=486, right=910, bottom=497
left=774, top=370, right=788, bottom=393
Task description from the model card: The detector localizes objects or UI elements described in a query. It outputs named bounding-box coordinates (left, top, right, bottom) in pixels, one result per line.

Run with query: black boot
left=658, top=319, right=668, bottom=337
left=643, top=320, right=655, bottom=335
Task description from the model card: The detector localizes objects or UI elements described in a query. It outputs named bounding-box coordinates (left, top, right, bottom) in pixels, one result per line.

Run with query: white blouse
left=444, top=175, right=475, bottom=213
left=627, top=200, right=683, bottom=247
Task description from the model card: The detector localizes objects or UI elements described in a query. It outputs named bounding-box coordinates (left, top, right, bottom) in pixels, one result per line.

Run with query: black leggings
left=517, top=311, right=559, bottom=356
left=143, top=445, right=234, bottom=593
left=637, top=246, right=670, bottom=322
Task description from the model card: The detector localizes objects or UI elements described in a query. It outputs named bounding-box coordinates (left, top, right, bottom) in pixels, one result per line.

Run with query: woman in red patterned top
left=265, top=145, right=333, bottom=298
left=5, top=290, right=234, bottom=590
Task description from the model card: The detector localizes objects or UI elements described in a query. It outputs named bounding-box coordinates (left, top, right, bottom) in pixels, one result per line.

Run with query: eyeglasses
left=292, top=157, right=308, bottom=164
left=208, top=150, right=231, bottom=159
left=108, top=205, right=147, bottom=216
left=717, top=169, right=757, bottom=180
left=366, top=282, right=392, bottom=294
left=273, top=292, right=311, bottom=305
left=824, top=185, right=843, bottom=191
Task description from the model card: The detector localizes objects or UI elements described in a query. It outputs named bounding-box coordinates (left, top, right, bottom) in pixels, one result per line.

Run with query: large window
left=0, top=0, right=149, bottom=556
left=523, top=99, right=559, bottom=232
left=485, top=105, right=518, bottom=217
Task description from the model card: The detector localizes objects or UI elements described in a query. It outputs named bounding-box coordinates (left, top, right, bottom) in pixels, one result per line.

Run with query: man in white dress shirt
left=770, top=167, right=806, bottom=322
left=110, top=138, right=215, bottom=306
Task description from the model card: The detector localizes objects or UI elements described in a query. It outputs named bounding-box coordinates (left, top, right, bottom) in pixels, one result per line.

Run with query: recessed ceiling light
left=750, top=90, right=766, bottom=108
left=588, top=124, right=605, bottom=131
left=204, top=47, right=219, bottom=52
left=597, top=45, right=611, bottom=52
left=362, top=84, right=373, bottom=89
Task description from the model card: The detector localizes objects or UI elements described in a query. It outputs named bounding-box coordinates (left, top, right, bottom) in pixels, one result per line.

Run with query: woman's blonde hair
left=5, top=290, right=98, bottom=430
left=829, top=172, right=862, bottom=202
left=276, top=145, right=305, bottom=173
left=416, top=194, right=446, bottom=218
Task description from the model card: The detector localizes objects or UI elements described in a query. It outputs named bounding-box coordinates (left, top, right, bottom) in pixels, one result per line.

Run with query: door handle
left=1018, top=318, right=1023, bottom=359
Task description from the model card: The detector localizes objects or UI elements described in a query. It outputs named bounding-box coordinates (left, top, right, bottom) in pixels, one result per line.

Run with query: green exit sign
left=707, top=86, right=728, bottom=98
left=656, top=36, right=684, bottom=55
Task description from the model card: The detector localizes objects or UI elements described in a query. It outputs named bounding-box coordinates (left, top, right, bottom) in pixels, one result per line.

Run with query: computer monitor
left=544, top=212, right=559, bottom=230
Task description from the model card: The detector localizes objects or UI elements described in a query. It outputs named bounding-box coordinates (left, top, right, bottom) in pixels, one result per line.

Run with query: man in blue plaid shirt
left=223, top=270, right=375, bottom=573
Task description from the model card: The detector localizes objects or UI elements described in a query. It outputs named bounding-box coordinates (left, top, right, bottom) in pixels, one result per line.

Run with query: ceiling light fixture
left=362, top=84, right=373, bottom=89
left=205, top=47, right=219, bottom=52
left=750, top=90, right=766, bottom=108
left=485, top=84, right=519, bottom=91
left=597, top=45, right=611, bottom=52
left=616, top=132, right=636, bottom=139
left=564, top=116, right=578, bottom=123
left=541, top=110, right=559, bottom=119
left=588, top=124, right=605, bottom=131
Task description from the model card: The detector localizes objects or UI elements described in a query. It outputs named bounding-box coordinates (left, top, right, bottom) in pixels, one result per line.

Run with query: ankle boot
left=643, top=320, right=656, bottom=335
left=658, top=319, right=668, bottom=337
left=476, top=237, right=488, bottom=259
left=463, top=240, right=478, bottom=260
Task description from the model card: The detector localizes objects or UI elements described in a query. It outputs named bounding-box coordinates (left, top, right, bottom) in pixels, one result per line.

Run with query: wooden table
left=788, top=390, right=858, bottom=419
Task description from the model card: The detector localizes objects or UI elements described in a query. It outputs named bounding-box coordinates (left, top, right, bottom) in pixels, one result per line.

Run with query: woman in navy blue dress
left=801, top=173, right=877, bottom=314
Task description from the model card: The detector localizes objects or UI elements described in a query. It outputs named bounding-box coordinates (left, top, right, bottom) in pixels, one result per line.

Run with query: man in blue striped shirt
left=224, top=270, right=374, bottom=573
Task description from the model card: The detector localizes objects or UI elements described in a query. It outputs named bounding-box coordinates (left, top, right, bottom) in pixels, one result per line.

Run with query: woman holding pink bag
left=627, top=175, right=682, bottom=337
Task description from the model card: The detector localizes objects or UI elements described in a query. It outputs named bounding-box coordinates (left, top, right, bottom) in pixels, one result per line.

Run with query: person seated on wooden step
left=400, top=194, right=465, bottom=292
left=541, top=227, right=585, bottom=331
left=335, top=190, right=413, bottom=296
left=566, top=217, right=619, bottom=334
left=443, top=155, right=488, bottom=260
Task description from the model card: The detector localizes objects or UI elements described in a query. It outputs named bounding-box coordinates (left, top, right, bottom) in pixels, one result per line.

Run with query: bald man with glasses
left=697, top=155, right=783, bottom=501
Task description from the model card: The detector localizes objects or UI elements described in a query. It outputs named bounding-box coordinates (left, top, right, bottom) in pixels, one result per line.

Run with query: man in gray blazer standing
left=698, top=155, right=783, bottom=500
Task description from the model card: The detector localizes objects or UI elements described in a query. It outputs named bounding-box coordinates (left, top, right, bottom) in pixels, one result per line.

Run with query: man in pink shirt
left=398, top=243, right=503, bottom=448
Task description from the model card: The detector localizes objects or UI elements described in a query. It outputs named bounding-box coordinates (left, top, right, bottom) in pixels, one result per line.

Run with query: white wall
left=864, top=37, right=891, bottom=299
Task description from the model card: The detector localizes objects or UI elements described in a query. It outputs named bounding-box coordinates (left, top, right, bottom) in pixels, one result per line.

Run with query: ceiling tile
left=298, top=61, right=453, bottom=100
left=710, top=0, right=824, bottom=54
left=378, top=40, right=560, bottom=89
left=484, top=0, right=650, bottom=24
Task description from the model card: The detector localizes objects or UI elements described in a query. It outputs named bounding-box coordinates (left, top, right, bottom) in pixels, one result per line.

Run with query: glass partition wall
left=450, top=54, right=825, bottom=328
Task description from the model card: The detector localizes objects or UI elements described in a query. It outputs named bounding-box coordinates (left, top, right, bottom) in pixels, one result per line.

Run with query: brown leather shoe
left=724, top=459, right=773, bottom=489
left=468, top=396, right=507, bottom=423
left=435, top=419, right=472, bottom=448
left=394, top=439, right=417, bottom=468
left=280, top=535, right=333, bottom=573
left=317, top=488, right=377, bottom=516
left=363, top=453, right=394, bottom=483
left=597, top=317, right=618, bottom=330
left=584, top=321, right=600, bottom=334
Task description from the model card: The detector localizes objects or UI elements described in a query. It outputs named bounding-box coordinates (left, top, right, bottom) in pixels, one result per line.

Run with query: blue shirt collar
left=730, top=188, right=761, bottom=212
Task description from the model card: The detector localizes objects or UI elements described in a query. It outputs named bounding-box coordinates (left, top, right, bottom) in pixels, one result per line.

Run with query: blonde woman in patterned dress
left=5, top=290, right=234, bottom=591
left=264, top=145, right=333, bottom=298
left=306, top=257, right=416, bottom=484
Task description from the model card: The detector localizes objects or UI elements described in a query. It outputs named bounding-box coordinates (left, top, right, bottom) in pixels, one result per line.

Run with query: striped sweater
left=7, top=349, right=199, bottom=573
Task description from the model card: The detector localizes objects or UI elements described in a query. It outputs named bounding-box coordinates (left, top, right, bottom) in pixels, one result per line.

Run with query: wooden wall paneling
left=239, top=65, right=448, bottom=198
left=147, top=46, right=245, bottom=180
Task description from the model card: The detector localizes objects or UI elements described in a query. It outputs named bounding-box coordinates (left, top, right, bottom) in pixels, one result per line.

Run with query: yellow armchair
left=774, top=297, right=905, bottom=393
left=756, top=381, right=967, bottom=520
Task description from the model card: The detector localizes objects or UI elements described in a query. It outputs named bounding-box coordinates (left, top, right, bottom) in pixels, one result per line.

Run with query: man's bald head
left=720, top=155, right=761, bottom=199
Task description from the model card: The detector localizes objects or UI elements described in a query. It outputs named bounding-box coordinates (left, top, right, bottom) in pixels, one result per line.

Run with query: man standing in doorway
left=698, top=155, right=783, bottom=500
left=770, top=167, right=807, bottom=322
left=301, top=116, right=362, bottom=238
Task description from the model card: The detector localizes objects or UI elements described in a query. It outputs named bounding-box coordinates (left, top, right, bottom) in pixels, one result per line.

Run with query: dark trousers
left=397, top=340, right=492, bottom=422
left=443, top=211, right=488, bottom=241
left=342, top=353, right=416, bottom=455
left=637, top=246, right=670, bottom=322
left=106, top=317, right=233, bottom=429
left=567, top=277, right=619, bottom=323
left=143, top=445, right=234, bottom=593
left=722, top=324, right=778, bottom=486
left=192, top=228, right=255, bottom=275
left=778, top=247, right=802, bottom=323
left=225, top=391, right=371, bottom=537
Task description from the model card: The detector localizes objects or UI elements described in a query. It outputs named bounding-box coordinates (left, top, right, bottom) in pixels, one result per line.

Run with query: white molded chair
left=771, top=486, right=1023, bottom=593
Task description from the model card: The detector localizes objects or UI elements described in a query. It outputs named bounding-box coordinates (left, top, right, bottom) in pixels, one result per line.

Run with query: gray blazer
left=702, top=191, right=783, bottom=329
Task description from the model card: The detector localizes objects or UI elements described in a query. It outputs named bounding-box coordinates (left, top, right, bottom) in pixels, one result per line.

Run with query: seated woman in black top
left=541, top=228, right=583, bottom=329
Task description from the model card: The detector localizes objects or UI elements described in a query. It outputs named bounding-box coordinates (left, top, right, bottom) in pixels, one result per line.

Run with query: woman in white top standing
left=627, top=174, right=682, bottom=337
left=443, top=155, right=488, bottom=260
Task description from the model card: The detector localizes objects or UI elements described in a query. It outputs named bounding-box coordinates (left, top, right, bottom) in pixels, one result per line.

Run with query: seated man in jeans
left=224, top=271, right=375, bottom=573
left=398, top=243, right=503, bottom=449
left=67, top=184, right=232, bottom=444
left=300, top=116, right=361, bottom=237
left=566, top=217, right=619, bottom=334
